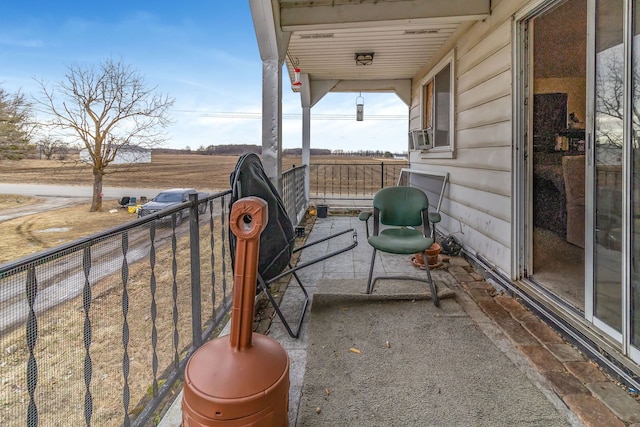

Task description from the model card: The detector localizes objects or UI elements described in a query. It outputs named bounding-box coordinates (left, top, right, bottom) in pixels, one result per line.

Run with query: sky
left=0, top=1, right=409, bottom=153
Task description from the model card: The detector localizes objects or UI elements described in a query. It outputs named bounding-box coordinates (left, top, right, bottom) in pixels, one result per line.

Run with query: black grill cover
left=229, top=153, right=295, bottom=282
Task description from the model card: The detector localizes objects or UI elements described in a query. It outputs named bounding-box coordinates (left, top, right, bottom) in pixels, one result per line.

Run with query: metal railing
left=281, top=164, right=307, bottom=226
left=0, top=191, right=234, bottom=426
left=309, top=161, right=408, bottom=201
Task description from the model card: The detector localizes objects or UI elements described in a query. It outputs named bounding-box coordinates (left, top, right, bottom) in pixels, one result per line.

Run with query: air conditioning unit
left=409, top=129, right=432, bottom=150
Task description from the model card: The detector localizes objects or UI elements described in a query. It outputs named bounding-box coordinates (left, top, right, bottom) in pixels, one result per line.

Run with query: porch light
left=355, top=52, right=374, bottom=66
left=292, top=67, right=302, bottom=90
left=356, top=94, right=364, bottom=121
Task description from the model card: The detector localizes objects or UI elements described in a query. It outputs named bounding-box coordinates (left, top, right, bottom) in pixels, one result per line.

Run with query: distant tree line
left=157, top=145, right=405, bottom=158
left=185, top=144, right=333, bottom=156
left=282, top=147, right=331, bottom=156
left=191, top=144, right=262, bottom=155
left=331, top=149, right=398, bottom=158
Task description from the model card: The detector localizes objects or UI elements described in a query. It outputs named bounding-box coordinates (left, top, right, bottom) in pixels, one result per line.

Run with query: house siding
left=409, top=0, right=530, bottom=277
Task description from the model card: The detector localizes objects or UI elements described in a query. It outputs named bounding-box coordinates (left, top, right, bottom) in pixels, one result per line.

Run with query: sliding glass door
left=630, top=0, right=640, bottom=356
left=593, top=0, right=624, bottom=336
left=517, top=0, right=640, bottom=361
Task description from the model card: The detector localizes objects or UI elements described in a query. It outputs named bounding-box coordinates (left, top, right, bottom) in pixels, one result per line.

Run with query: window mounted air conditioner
left=410, top=129, right=432, bottom=150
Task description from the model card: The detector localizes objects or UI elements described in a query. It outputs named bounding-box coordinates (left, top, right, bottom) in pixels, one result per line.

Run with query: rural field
left=0, top=153, right=406, bottom=262
left=0, top=153, right=401, bottom=191
left=0, top=153, right=298, bottom=191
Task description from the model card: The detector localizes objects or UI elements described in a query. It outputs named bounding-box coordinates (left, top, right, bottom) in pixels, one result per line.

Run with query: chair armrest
left=359, top=211, right=372, bottom=238
left=428, top=212, right=441, bottom=224
left=358, top=211, right=372, bottom=221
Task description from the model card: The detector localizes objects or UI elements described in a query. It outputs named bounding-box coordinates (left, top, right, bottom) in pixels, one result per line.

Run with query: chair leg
left=259, top=273, right=309, bottom=339
left=366, top=248, right=377, bottom=294
left=422, top=252, right=440, bottom=307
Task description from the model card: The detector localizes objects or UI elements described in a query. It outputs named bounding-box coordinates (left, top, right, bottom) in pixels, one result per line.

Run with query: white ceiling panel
left=254, top=0, right=490, bottom=98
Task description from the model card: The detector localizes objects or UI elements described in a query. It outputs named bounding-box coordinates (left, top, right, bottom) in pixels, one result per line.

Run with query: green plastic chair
left=359, top=186, right=440, bottom=306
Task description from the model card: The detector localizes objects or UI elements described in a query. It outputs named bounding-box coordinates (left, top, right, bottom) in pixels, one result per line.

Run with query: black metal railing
left=0, top=191, right=234, bottom=427
left=309, top=161, right=408, bottom=201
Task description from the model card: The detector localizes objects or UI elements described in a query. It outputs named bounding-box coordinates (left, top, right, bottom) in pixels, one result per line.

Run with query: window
left=430, top=63, right=451, bottom=148
left=411, top=53, right=454, bottom=156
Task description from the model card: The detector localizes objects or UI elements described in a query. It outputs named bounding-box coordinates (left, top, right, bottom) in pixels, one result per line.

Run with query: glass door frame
left=589, top=0, right=635, bottom=350
left=513, top=0, right=637, bottom=356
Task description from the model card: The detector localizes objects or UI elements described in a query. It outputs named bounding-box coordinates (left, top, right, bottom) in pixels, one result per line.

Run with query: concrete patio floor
left=162, top=214, right=640, bottom=426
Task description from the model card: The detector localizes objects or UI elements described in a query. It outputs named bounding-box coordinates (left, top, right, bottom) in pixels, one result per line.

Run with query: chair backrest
left=229, top=153, right=295, bottom=281
left=373, top=186, right=429, bottom=226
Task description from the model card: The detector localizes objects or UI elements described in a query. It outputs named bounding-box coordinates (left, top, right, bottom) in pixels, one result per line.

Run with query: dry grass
left=0, top=194, right=38, bottom=210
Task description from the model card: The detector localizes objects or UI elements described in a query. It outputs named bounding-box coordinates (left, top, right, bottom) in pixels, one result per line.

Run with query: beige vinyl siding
left=458, top=70, right=511, bottom=113
left=457, top=121, right=512, bottom=150
left=409, top=0, right=529, bottom=276
left=457, top=20, right=511, bottom=79
left=457, top=95, right=511, bottom=132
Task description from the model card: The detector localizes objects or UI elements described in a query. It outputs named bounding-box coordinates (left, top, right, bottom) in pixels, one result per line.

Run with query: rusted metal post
left=182, top=196, right=290, bottom=426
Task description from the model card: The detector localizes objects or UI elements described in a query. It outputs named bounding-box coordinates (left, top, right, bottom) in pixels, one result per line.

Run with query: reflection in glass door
left=593, top=0, right=624, bottom=334
left=631, top=0, right=640, bottom=354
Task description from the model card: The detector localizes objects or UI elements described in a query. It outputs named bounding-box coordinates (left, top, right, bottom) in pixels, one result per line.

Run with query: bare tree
left=37, top=134, right=65, bottom=160
left=37, top=58, right=175, bottom=211
left=0, top=87, right=35, bottom=161
left=595, top=53, right=640, bottom=149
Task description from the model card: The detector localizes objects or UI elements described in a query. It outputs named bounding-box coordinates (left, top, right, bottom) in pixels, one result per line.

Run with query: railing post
left=189, top=193, right=203, bottom=348
left=293, top=165, right=298, bottom=213
left=381, top=162, right=385, bottom=189
left=25, top=266, right=39, bottom=427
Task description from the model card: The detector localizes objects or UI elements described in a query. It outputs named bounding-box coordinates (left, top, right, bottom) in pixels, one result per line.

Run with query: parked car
left=137, top=188, right=208, bottom=225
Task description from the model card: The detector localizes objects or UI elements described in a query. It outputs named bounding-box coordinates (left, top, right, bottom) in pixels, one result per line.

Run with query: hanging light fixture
left=356, top=93, right=364, bottom=121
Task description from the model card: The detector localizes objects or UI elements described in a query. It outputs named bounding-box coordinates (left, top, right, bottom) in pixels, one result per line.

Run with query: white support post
left=302, top=106, right=311, bottom=204
left=261, top=58, right=283, bottom=194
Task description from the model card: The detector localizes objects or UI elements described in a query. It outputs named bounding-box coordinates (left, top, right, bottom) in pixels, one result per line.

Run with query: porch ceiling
left=265, top=0, right=491, bottom=103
